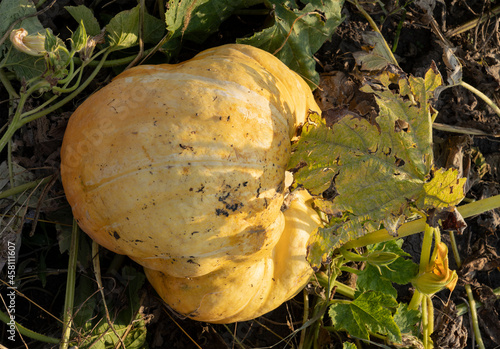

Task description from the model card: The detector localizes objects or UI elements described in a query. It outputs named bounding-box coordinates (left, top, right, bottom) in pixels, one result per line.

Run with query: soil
left=0, top=0, right=499, bottom=348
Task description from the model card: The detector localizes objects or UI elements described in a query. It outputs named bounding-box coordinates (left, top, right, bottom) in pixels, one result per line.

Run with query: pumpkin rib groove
left=78, top=160, right=279, bottom=192
left=115, top=70, right=292, bottom=132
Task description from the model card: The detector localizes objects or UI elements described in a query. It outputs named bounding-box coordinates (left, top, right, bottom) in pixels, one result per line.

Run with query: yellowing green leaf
left=418, top=167, right=466, bottom=209
left=289, top=68, right=465, bottom=264
left=307, top=223, right=342, bottom=270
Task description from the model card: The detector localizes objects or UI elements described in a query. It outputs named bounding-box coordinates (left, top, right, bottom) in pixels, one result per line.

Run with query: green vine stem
left=422, top=295, right=433, bottom=348
left=0, top=176, right=52, bottom=200
left=0, top=49, right=110, bottom=155
left=0, top=68, right=19, bottom=98
left=19, top=49, right=110, bottom=125
left=465, top=284, right=486, bottom=349
left=343, top=194, right=500, bottom=249
left=419, top=224, right=437, bottom=273
left=456, top=287, right=500, bottom=316
left=421, top=295, right=429, bottom=348
left=60, top=219, right=79, bottom=349
left=408, top=289, right=423, bottom=310
left=315, top=271, right=356, bottom=300
left=448, top=231, right=486, bottom=349
left=73, top=47, right=155, bottom=68
left=0, top=310, right=60, bottom=344
left=299, top=289, right=310, bottom=349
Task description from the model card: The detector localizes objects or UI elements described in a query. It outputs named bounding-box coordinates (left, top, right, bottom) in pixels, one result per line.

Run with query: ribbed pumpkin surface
left=61, top=44, right=321, bottom=322
left=145, top=189, right=321, bottom=323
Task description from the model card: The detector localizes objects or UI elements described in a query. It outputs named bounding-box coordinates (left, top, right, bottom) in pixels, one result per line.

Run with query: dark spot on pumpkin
left=113, top=231, right=121, bottom=240
left=187, top=259, right=201, bottom=266
left=218, top=192, right=230, bottom=201
left=189, top=188, right=193, bottom=191
left=226, top=203, right=242, bottom=212
left=196, top=184, right=205, bottom=193
left=191, top=231, right=199, bottom=235
left=179, top=144, right=194, bottom=151
left=215, top=208, right=229, bottom=217
left=242, top=181, right=248, bottom=187
left=134, top=239, right=143, bottom=242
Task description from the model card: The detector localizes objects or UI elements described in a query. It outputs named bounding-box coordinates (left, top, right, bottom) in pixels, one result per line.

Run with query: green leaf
left=0, top=0, right=44, bottom=43
left=71, top=20, right=88, bottom=52
left=238, top=0, right=344, bottom=88
left=165, top=0, right=253, bottom=43
left=74, top=266, right=147, bottom=349
left=44, top=28, right=59, bottom=52
left=73, top=274, right=97, bottom=331
left=357, top=240, right=419, bottom=297
left=107, top=6, right=140, bottom=50
left=122, top=266, right=146, bottom=315
left=65, top=5, right=101, bottom=36
left=343, top=343, right=357, bottom=349
left=0, top=0, right=45, bottom=79
left=329, top=291, right=401, bottom=342
left=143, top=11, right=165, bottom=44
left=357, top=265, right=398, bottom=297
left=394, top=303, right=421, bottom=337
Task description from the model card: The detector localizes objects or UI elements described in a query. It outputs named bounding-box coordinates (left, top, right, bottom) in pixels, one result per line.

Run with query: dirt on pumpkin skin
left=1, top=0, right=499, bottom=348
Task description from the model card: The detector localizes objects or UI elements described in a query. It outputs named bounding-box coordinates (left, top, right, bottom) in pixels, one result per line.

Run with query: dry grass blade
left=0, top=278, right=63, bottom=323
left=446, top=5, right=500, bottom=37
left=433, top=122, right=500, bottom=137
left=162, top=307, right=202, bottom=349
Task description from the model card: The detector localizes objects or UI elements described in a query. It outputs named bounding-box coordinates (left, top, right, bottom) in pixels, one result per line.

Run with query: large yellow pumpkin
left=61, top=44, right=321, bottom=323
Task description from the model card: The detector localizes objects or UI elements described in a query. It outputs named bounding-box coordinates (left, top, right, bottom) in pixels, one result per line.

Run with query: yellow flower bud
left=412, top=242, right=458, bottom=295
left=10, top=28, right=46, bottom=56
